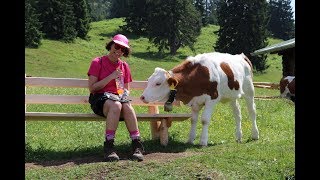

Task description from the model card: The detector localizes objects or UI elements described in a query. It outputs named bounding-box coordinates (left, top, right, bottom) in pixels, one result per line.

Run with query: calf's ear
left=167, top=77, right=178, bottom=89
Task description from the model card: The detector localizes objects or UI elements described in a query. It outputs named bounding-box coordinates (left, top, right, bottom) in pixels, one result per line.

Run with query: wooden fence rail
left=253, top=82, right=279, bottom=90
left=253, top=82, right=280, bottom=100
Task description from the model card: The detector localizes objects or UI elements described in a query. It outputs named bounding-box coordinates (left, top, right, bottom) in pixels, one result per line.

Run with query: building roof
left=251, top=38, right=295, bottom=56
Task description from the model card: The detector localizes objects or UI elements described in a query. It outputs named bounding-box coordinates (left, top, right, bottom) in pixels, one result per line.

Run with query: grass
left=26, top=98, right=294, bottom=179
left=25, top=18, right=294, bottom=179
left=25, top=18, right=284, bottom=82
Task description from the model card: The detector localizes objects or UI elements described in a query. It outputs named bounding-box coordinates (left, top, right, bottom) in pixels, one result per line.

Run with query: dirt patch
left=25, top=156, right=102, bottom=170
left=143, top=151, right=195, bottom=163
left=25, top=151, right=199, bottom=170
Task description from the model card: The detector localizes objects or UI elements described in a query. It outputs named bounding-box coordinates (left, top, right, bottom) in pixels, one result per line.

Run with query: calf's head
left=140, top=67, right=178, bottom=103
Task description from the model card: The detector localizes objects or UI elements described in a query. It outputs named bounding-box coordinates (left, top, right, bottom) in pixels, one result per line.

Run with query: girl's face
left=109, top=43, right=126, bottom=59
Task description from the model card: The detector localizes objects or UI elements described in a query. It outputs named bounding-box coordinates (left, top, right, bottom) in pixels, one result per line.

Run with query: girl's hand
left=110, top=68, right=123, bottom=79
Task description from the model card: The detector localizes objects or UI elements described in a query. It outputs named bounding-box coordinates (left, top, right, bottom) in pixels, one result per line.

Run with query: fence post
left=148, top=106, right=160, bottom=140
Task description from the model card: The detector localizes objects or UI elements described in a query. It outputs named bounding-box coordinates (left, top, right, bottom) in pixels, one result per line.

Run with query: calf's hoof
left=187, top=141, right=194, bottom=145
left=187, top=138, right=195, bottom=145
left=251, top=136, right=259, bottom=141
left=199, top=141, right=208, bottom=146
left=251, top=132, right=259, bottom=140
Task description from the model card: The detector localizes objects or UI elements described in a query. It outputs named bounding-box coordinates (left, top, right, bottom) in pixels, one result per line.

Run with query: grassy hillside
left=25, top=18, right=283, bottom=82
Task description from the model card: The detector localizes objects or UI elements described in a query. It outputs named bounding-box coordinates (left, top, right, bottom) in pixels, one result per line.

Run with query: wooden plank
left=26, top=95, right=89, bottom=104
left=26, top=77, right=280, bottom=90
left=25, top=95, right=182, bottom=106
left=254, top=85, right=274, bottom=89
left=254, top=85, right=279, bottom=90
left=254, top=96, right=281, bottom=99
left=253, top=82, right=279, bottom=85
left=26, top=77, right=88, bottom=88
left=253, top=82, right=279, bottom=89
left=25, top=112, right=192, bottom=121
left=129, top=81, right=147, bottom=90
left=25, top=77, right=147, bottom=89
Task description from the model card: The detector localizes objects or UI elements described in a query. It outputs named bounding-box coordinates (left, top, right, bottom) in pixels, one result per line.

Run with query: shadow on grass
left=132, top=51, right=169, bottom=61
left=97, top=31, right=189, bottom=63
left=132, top=51, right=188, bottom=63
left=25, top=138, right=211, bottom=167
left=98, top=32, right=144, bottom=41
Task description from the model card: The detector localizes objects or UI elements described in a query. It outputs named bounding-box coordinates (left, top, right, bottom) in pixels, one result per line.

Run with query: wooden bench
left=25, top=76, right=192, bottom=146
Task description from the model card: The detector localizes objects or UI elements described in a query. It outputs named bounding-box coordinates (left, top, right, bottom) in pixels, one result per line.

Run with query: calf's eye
left=156, top=83, right=161, bottom=86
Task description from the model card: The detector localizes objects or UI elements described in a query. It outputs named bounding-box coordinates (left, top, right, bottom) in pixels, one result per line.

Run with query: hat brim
left=113, top=40, right=130, bottom=49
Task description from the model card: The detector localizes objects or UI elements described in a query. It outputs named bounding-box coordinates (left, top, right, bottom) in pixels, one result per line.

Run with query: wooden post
left=159, top=118, right=169, bottom=146
left=148, top=106, right=160, bottom=140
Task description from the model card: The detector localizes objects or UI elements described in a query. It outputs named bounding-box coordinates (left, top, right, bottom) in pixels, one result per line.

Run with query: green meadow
left=25, top=18, right=294, bottom=179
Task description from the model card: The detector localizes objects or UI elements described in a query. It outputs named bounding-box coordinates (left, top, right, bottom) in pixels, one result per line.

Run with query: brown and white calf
left=279, top=76, right=295, bottom=102
left=140, top=52, right=259, bottom=146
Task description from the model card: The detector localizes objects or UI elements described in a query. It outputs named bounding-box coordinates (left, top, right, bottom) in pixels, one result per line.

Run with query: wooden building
left=251, top=38, right=295, bottom=77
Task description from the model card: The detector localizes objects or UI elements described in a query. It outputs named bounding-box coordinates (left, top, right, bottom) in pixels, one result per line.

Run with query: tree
left=194, top=0, right=208, bottom=26
left=215, top=0, right=270, bottom=72
left=146, top=0, right=202, bottom=55
left=193, top=0, right=219, bottom=25
left=268, top=0, right=295, bottom=40
left=109, top=0, right=129, bottom=18
left=87, top=0, right=112, bottom=21
left=25, top=0, right=43, bottom=48
left=37, top=0, right=77, bottom=42
left=207, top=0, right=219, bottom=25
left=121, top=0, right=149, bottom=35
left=70, top=0, right=91, bottom=39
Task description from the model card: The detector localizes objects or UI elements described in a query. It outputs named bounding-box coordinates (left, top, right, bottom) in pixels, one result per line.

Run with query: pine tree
left=109, top=0, right=129, bottom=18
left=25, top=0, right=43, bottom=48
left=87, top=0, right=112, bottom=21
left=121, top=0, right=149, bottom=35
left=194, top=0, right=208, bottom=26
left=146, top=0, right=202, bottom=55
left=70, top=0, right=91, bottom=39
left=37, top=0, right=77, bottom=42
left=193, top=0, right=219, bottom=25
left=215, top=0, right=269, bottom=72
left=207, top=0, right=219, bottom=25
left=268, top=0, right=295, bottom=40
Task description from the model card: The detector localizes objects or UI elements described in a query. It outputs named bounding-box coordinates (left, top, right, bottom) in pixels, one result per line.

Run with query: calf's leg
left=230, top=99, right=242, bottom=142
left=187, top=105, right=200, bottom=144
left=199, top=101, right=216, bottom=146
left=244, top=95, right=259, bottom=140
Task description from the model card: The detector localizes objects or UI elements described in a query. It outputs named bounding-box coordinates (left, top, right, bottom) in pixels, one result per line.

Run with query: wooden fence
left=253, top=82, right=279, bottom=90
left=253, top=82, right=280, bottom=100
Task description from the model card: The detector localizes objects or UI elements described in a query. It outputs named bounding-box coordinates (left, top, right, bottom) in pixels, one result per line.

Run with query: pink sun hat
left=112, top=34, right=130, bottom=49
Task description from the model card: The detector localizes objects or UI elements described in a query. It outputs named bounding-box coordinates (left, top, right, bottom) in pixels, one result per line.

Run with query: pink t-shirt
left=87, top=55, right=132, bottom=94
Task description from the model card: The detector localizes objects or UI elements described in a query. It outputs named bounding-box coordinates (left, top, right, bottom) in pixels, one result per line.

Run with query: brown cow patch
left=287, top=78, right=295, bottom=94
left=280, top=78, right=289, bottom=94
left=280, top=77, right=295, bottom=96
left=171, top=61, right=219, bottom=104
left=243, top=54, right=253, bottom=72
left=220, top=62, right=239, bottom=90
